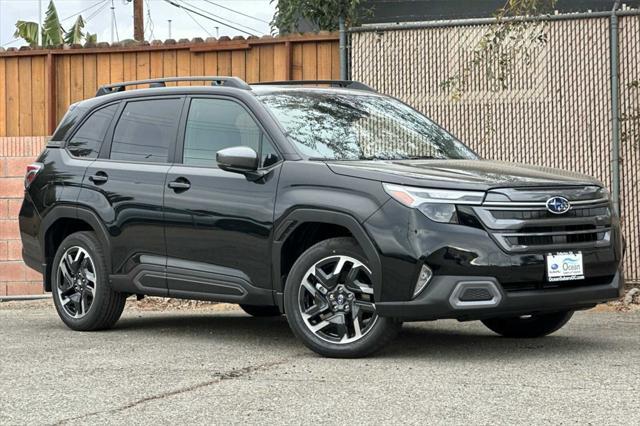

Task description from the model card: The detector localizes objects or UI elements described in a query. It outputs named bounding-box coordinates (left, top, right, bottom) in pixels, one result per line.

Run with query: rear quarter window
left=67, top=103, right=119, bottom=158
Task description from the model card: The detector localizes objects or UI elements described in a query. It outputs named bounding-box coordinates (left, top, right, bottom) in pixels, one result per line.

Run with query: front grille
left=473, top=189, right=612, bottom=253
left=490, top=206, right=608, bottom=220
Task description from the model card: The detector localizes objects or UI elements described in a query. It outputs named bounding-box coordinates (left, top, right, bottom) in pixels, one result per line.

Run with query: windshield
left=257, top=91, right=477, bottom=161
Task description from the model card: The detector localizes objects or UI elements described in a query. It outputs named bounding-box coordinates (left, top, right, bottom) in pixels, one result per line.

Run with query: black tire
left=482, top=311, right=574, bottom=338
left=240, top=304, right=282, bottom=317
left=284, top=237, right=401, bottom=358
left=51, top=231, right=126, bottom=331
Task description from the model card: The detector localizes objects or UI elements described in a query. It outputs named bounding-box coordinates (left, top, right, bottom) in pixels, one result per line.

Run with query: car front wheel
left=284, top=237, right=401, bottom=358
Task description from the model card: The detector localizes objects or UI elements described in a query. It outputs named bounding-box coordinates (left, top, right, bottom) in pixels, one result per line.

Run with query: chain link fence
left=351, top=12, right=640, bottom=284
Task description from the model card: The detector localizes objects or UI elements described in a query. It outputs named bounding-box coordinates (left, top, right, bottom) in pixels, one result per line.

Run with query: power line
left=85, top=1, right=111, bottom=24
left=162, top=0, right=257, bottom=36
left=61, top=0, right=107, bottom=22
left=202, top=0, right=270, bottom=25
left=181, top=7, right=212, bottom=37
left=180, top=0, right=264, bottom=35
left=145, top=0, right=155, bottom=39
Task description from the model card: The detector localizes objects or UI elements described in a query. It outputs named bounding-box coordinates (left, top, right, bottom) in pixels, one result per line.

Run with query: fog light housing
left=413, top=264, right=433, bottom=298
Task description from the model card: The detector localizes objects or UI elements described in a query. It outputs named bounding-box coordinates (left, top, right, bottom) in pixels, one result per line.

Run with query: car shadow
left=107, top=310, right=620, bottom=360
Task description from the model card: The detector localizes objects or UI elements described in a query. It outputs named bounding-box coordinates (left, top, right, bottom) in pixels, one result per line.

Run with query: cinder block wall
left=0, top=137, right=47, bottom=296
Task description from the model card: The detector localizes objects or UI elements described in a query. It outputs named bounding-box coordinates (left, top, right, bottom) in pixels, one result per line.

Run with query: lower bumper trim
left=376, top=270, right=623, bottom=321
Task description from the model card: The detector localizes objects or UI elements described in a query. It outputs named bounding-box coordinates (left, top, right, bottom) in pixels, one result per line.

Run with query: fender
left=271, top=208, right=383, bottom=300
left=40, top=206, right=113, bottom=290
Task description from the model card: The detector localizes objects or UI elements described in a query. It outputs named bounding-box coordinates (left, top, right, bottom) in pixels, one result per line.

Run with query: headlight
left=383, top=183, right=485, bottom=223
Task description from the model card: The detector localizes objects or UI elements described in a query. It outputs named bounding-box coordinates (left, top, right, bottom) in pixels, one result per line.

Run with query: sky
left=0, top=0, right=276, bottom=48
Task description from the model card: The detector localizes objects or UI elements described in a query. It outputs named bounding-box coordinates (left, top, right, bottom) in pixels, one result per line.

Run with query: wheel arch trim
left=40, top=206, right=113, bottom=290
left=272, top=208, right=382, bottom=297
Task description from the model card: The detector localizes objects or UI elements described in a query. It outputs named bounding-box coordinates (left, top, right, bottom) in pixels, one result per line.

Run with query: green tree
left=442, top=0, right=557, bottom=100
left=13, top=0, right=97, bottom=47
left=272, top=0, right=369, bottom=34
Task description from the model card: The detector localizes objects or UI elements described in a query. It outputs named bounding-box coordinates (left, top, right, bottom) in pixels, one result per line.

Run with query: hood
left=326, top=159, right=603, bottom=191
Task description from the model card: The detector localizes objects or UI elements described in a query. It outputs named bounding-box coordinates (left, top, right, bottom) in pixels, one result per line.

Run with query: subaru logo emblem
left=546, top=196, right=571, bottom=214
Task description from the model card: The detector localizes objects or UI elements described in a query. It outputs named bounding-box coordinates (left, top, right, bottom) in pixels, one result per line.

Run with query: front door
left=163, top=97, right=282, bottom=302
left=79, top=96, right=184, bottom=294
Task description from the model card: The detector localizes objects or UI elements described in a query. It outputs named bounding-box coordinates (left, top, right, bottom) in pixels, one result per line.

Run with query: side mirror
left=216, top=146, right=259, bottom=173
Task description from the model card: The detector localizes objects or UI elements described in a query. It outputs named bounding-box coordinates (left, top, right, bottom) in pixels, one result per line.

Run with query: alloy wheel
left=56, top=246, right=97, bottom=319
left=298, top=255, right=378, bottom=344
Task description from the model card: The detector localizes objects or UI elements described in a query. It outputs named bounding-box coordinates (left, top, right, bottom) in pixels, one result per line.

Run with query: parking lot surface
left=1, top=300, right=639, bottom=425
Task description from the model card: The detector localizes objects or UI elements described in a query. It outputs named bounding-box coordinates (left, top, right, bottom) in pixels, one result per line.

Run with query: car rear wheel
left=239, top=304, right=282, bottom=317
left=284, top=237, right=401, bottom=358
left=51, top=232, right=126, bottom=331
left=482, top=311, right=574, bottom=338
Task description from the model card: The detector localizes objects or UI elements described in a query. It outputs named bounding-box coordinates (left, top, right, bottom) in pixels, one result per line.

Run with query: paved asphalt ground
left=1, top=300, right=638, bottom=425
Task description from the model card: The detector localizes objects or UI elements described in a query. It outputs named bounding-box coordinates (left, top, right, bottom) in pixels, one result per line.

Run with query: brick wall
left=0, top=137, right=48, bottom=296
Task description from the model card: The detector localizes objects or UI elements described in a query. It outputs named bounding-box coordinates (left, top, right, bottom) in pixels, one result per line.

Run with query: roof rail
left=95, top=76, right=251, bottom=97
left=251, top=80, right=376, bottom=92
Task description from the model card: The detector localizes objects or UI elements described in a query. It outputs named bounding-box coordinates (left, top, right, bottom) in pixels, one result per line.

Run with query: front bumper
left=376, top=270, right=624, bottom=321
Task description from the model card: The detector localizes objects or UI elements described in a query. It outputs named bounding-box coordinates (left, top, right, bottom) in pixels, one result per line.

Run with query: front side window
left=67, top=104, right=118, bottom=158
left=183, top=98, right=278, bottom=168
left=258, top=91, right=478, bottom=161
left=110, top=98, right=182, bottom=163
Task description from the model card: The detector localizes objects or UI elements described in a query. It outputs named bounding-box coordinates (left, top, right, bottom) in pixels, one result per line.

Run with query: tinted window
left=67, top=104, right=118, bottom=158
left=110, top=98, right=182, bottom=163
left=183, top=98, right=267, bottom=167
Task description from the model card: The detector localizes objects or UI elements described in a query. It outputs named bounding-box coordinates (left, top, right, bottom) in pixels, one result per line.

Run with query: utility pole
left=38, top=0, right=42, bottom=46
left=133, top=0, right=144, bottom=41
left=110, top=0, right=115, bottom=43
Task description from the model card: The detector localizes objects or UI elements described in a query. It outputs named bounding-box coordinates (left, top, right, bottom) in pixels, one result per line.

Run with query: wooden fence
left=0, top=33, right=340, bottom=137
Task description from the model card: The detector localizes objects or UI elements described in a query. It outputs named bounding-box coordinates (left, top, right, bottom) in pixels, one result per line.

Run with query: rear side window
left=67, top=104, right=118, bottom=158
left=183, top=98, right=278, bottom=167
left=110, top=98, right=182, bottom=163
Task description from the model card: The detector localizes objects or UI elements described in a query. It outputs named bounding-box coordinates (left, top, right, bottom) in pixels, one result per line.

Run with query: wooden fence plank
left=331, top=41, right=340, bottom=79
left=0, top=59, right=6, bottom=136
left=217, top=51, right=231, bottom=76
left=136, top=52, right=151, bottom=86
left=6, top=58, right=20, bottom=136
left=150, top=51, right=164, bottom=78
left=302, top=43, right=317, bottom=80
left=109, top=53, right=124, bottom=93
left=31, top=56, right=46, bottom=136
left=259, top=45, right=275, bottom=82
left=55, top=55, right=70, bottom=122
left=18, top=58, right=33, bottom=136
left=231, top=50, right=246, bottom=79
left=317, top=42, right=333, bottom=80
left=190, top=53, right=204, bottom=85
left=203, top=52, right=218, bottom=76
left=163, top=50, right=177, bottom=85
left=83, top=54, right=97, bottom=100
left=69, top=55, right=84, bottom=105
left=291, top=43, right=303, bottom=80
left=273, top=43, right=288, bottom=80
left=96, top=54, right=111, bottom=87
left=245, top=48, right=259, bottom=83
left=176, top=50, right=190, bottom=86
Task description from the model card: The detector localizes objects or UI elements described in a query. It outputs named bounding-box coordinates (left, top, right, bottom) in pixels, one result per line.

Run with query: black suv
left=19, top=77, right=624, bottom=357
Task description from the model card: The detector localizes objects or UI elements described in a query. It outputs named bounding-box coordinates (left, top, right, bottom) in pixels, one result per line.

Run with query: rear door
left=163, top=96, right=282, bottom=302
left=77, top=96, right=185, bottom=294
